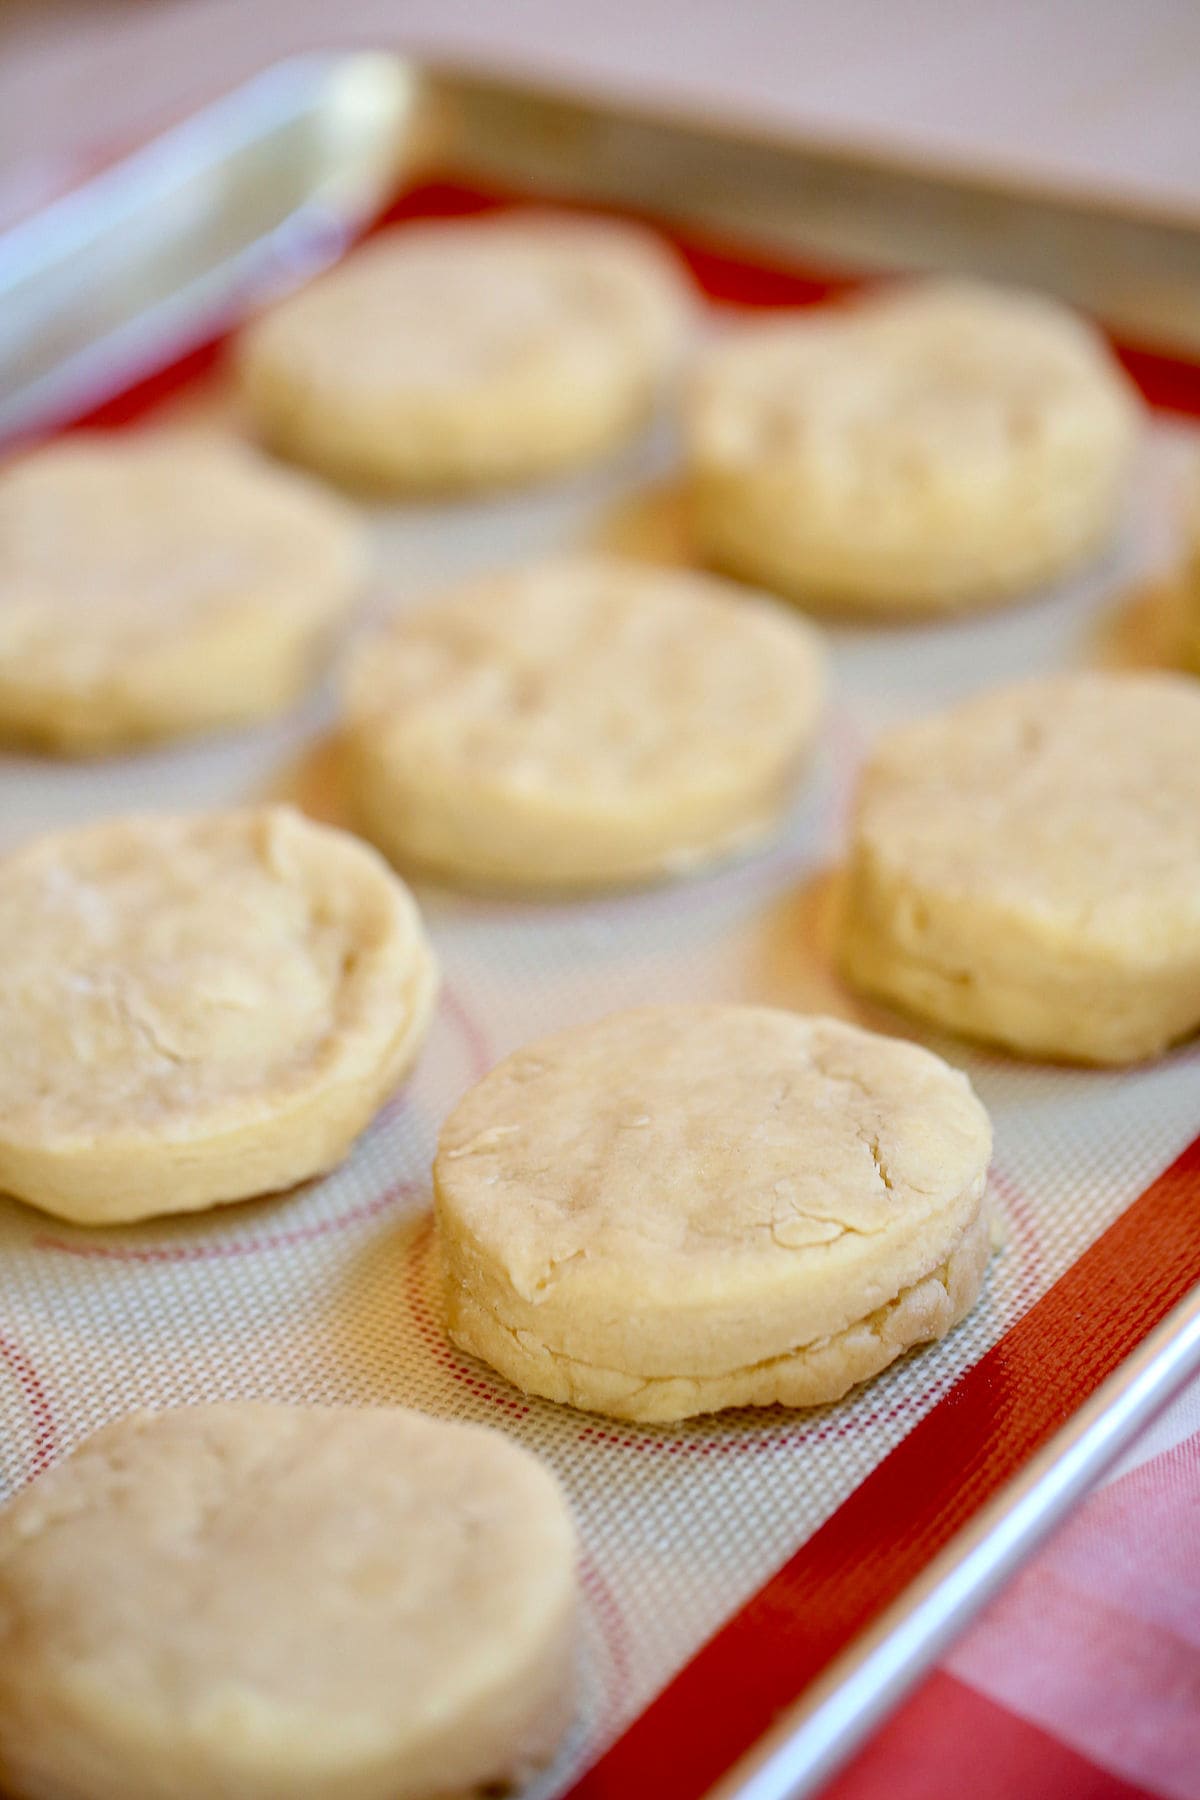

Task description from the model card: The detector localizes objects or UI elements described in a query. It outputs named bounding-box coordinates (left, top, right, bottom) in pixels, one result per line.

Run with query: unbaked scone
left=0, top=1404, right=577, bottom=1800
left=0, top=806, right=437, bottom=1224
left=686, top=281, right=1141, bottom=614
left=341, top=555, right=826, bottom=891
left=435, top=1005, right=992, bottom=1422
left=237, top=214, right=692, bottom=489
left=0, top=436, right=365, bottom=754
left=838, top=673, right=1200, bottom=1063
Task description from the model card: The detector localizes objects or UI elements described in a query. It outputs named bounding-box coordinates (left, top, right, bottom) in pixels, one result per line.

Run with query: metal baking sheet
left=1, top=53, right=1199, bottom=1800
left=5, top=47, right=1200, bottom=447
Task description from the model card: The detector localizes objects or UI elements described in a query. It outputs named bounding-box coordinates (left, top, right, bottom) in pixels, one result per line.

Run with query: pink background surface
left=4, top=0, right=1200, bottom=215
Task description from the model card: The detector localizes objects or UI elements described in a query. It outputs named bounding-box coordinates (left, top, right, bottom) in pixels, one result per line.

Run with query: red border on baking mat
left=563, top=1132, right=1200, bottom=1799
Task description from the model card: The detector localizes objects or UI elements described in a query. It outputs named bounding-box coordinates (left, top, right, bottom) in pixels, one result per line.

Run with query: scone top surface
left=436, top=1005, right=991, bottom=1375
left=839, top=672, right=1200, bottom=1062
left=851, top=673, right=1200, bottom=953
left=0, top=435, right=361, bottom=648
left=342, top=555, right=825, bottom=889
left=244, top=212, right=688, bottom=391
left=693, top=282, right=1131, bottom=471
left=0, top=435, right=363, bottom=748
left=687, top=280, right=1140, bottom=610
left=238, top=213, right=693, bottom=486
left=0, top=1405, right=577, bottom=1800
left=0, top=807, right=436, bottom=1223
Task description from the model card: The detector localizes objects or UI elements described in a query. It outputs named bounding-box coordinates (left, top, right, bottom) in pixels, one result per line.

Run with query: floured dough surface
left=0, top=806, right=438, bottom=1223
left=0, top=436, right=364, bottom=753
left=435, top=1005, right=992, bottom=1421
left=0, top=1405, right=578, bottom=1800
left=238, top=214, right=693, bottom=489
left=342, top=555, right=826, bottom=891
left=839, top=673, right=1200, bottom=1063
left=686, top=281, right=1141, bottom=613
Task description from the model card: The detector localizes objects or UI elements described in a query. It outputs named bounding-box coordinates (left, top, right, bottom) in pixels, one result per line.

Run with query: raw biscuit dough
left=0, top=806, right=437, bottom=1224
left=237, top=214, right=693, bottom=489
left=686, top=281, right=1141, bottom=614
left=341, top=555, right=826, bottom=891
left=435, top=1005, right=992, bottom=1422
left=838, top=673, right=1200, bottom=1063
left=0, top=1404, right=578, bottom=1800
left=0, top=436, right=365, bottom=754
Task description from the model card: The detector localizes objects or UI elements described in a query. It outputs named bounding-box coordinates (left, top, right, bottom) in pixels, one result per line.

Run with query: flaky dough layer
left=838, top=673, right=1200, bottom=1063
left=686, top=281, right=1140, bottom=614
left=239, top=215, right=693, bottom=490
left=0, top=807, right=438, bottom=1223
left=0, top=436, right=364, bottom=754
left=449, top=1201, right=990, bottom=1424
left=436, top=1006, right=992, bottom=1421
left=0, top=1405, right=577, bottom=1800
left=342, top=555, right=826, bottom=891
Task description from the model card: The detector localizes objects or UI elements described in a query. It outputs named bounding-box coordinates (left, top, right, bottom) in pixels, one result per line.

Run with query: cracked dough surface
left=341, top=555, right=826, bottom=891
left=686, top=281, right=1140, bottom=614
left=838, top=673, right=1200, bottom=1063
left=0, top=806, right=437, bottom=1224
left=0, top=1404, right=578, bottom=1800
left=238, top=214, right=693, bottom=490
left=0, top=436, right=364, bottom=754
left=435, top=1005, right=992, bottom=1421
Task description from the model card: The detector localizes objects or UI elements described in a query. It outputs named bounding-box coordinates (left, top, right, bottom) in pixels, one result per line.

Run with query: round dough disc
left=838, top=672, right=1200, bottom=1063
left=341, top=555, right=826, bottom=891
left=0, top=1405, right=577, bottom=1800
left=238, top=213, right=693, bottom=490
left=0, top=436, right=365, bottom=754
left=435, top=1005, right=992, bottom=1422
left=0, top=806, right=438, bottom=1224
left=686, top=281, right=1141, bottom=615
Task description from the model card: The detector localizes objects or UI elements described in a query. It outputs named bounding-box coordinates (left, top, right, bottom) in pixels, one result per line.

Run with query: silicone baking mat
left=2, top=180, right=1199, bottom=1800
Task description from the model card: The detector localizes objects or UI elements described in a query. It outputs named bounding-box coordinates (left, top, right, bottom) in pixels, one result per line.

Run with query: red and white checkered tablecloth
left=831, top=1397, right=1200, bottom=1800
